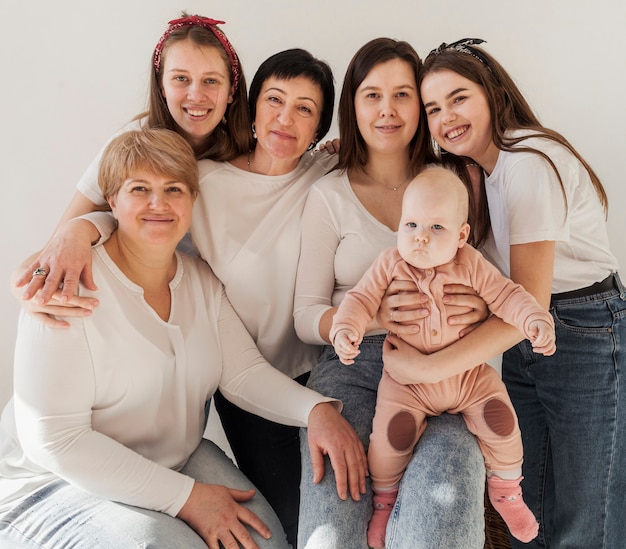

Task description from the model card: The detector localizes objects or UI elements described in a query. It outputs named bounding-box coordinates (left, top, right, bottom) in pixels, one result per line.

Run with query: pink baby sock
left=487, top=475, right=539, bottom=543
left=367, top=488, right=398, bottom=549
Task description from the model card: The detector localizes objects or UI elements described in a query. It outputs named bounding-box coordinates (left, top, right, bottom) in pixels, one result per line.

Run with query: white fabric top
left=0, top=245, right=334, bottom=515
left=482, top=130, right=619, bottom=292
left=191, top=152, right=337, bottom=378
left=294, top=170, right=397, bottom=345
left=78, top=145, right=336, bottom=379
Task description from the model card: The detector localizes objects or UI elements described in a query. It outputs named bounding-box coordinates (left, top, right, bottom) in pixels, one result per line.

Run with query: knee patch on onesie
left=483, top=398, right=516, bottom=437
left=388, top=410, right=417, bottom=452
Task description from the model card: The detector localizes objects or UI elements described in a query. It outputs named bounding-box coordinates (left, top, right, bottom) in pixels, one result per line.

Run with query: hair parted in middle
left=144, top=12, right=254, bottom=161
left=335, top=37, right=430, bottom=175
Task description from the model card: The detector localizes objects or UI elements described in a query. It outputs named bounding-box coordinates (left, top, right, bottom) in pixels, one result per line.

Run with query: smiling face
left=397, top=167, right=470, bottom=270
left=354, top=58, right=420, bottom=156
left=108, top=169, right=196, bottom=248
left=421, top=69, right=499, bottom=173
left=253, top=75, right=323, bottom=165
left=160, top=39, right=233, bottom=148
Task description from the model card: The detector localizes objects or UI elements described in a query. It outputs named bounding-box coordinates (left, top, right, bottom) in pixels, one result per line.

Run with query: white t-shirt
left=482, top=130, right=619, bottom=292
left=0, top=245, right=334, bottom=515
left=192, top=152, right=337, bottom=379
left=294, top=170, right=397, bottom=345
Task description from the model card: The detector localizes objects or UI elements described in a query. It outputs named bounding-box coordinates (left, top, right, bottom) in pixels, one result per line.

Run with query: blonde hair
left=98, top=129, right=199, bottom=200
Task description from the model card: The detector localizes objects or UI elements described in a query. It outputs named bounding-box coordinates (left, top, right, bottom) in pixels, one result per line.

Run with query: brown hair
left=98, top=129, right=199, bottom=200
left=420, top=43, right=609, bottom=244
left=141, top=13, right=253, bottom=160
left=335, top=38, right=431, bottom=175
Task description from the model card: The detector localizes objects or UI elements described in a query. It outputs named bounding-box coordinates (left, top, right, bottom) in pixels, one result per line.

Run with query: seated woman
left=294, top=38, right=489, bottom=549
left=0, top=129, right=364, bottom=549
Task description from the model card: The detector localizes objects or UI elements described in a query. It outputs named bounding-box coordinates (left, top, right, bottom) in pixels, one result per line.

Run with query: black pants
left=213, top=372, right=309, bottom=548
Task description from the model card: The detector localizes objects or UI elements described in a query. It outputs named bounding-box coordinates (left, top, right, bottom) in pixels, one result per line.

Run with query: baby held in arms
left=331, top=165, right=555, bottom=548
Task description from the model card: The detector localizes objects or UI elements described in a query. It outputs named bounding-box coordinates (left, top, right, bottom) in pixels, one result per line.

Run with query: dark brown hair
left=335, top=38, right=430, bottom=175
left=421, top=43, right=608, bottom=245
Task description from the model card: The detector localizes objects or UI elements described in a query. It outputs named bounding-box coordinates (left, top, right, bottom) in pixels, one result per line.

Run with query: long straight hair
left=336, top=38, right=430, bottom=176
left=142, top=20, right=253, bottom=160
left=421, top=44, right=609, bottom=245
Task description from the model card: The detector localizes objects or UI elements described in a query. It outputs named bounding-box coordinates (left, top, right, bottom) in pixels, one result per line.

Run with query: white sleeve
left=13, top=311, right=193, bottom=517
left=76, top=119, right=145, bottom=206
left=75, top=211, right=117, bottom=244
left=293, top=184, right=340, bottom=345
left=75, top=149, right=107, bottom=206
left=503, top=155, right=569, bottom=245
left=216, top=288, right=340, bottom=424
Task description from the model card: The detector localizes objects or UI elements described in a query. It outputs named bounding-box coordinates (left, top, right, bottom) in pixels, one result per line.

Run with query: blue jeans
left=0, top=439, right=289, bottom=548
left=298, top=336, right=485, bottom=549
left=503, top=274, right=626, bottom=549
left=213, top=374, right=309, bottom=548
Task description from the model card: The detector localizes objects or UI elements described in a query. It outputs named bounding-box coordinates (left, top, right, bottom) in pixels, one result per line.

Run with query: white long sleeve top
left=293, top=170, right=398, bottom=345
left=77, top=143, right=337, bottom=379
left=191, top=152, right=337, bottom=378
left=0, top=245, right=335, bottom=515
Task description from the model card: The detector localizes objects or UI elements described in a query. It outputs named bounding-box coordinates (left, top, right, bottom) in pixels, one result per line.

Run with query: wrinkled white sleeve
left=216, top=287, right=340, bottom=424
left=74, top=211, right=117, bottom=245
left=293, top=185, right=341, bottom=345
left=13, top=312, right=194, bottom=517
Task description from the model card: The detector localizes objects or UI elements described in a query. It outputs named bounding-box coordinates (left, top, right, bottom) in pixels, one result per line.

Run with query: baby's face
left=397, top=169, right=470, bottom=270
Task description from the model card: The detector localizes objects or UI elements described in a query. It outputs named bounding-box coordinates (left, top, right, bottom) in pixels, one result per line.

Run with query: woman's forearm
left=426, top=316, right=522, bottom=377
left=384, top=315, right=523, bottom=385
left=317, top=307, right=336, bottom=344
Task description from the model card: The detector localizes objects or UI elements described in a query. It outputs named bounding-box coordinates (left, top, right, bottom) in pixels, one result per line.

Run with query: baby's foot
left=488, top=476, right=539, bottom=542
left=367, top=489, right=398, bottom=548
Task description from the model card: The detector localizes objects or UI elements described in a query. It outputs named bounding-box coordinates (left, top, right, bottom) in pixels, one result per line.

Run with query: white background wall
left=2, top=0, right=625, bottom=414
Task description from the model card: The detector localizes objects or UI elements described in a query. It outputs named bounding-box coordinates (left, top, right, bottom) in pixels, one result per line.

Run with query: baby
left=331, top=165, right=555, bottom=548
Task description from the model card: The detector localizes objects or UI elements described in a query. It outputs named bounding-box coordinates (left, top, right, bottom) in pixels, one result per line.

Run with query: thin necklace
left=247, top=149, right=252, bottom=172
left=363, top=168, right=411, bottom=191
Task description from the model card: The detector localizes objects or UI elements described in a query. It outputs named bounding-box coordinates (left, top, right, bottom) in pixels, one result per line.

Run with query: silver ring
left=390, top=309, right=395, bottom=322
left=32, top=267, right=48, bottom=277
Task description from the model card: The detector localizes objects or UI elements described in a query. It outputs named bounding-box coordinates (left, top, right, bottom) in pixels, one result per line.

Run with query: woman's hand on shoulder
left=10, top=286, right=98, bottom=328
left=318, top=138, right=340, bottom=155
left=15, top=218, right=100, bottom=306
left=177, top=482, right=271, bottom=549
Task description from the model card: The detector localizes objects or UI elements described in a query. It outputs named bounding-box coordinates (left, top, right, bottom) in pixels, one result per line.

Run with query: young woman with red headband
left=11, top=22, right=368, bottom=548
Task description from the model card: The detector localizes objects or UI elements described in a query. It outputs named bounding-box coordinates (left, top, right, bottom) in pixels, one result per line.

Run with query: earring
left=222, top=116, right=227, bottom=125
left=252, top=123, right=257, bottom=139
left=430, top=136, right=441, bottom=160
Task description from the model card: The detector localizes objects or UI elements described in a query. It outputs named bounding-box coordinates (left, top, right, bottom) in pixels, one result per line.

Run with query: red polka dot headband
left=153, top=16, right=241, bottom=93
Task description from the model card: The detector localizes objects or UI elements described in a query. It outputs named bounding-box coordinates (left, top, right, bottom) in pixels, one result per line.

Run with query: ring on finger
left=32, top=267, right=48, bottom=277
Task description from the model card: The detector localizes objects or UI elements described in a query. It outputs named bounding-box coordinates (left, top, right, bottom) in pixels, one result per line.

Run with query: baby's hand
left=333, top=329, right=361, bottom=365
left=528, top=320, right=556, bottom=356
